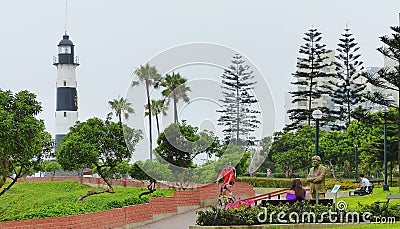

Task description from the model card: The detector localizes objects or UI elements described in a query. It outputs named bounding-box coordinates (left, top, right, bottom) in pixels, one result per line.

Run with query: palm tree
left=108, top=97, right=134, bottom=123
left=145, top=99, right=168, bottom=135
left=161, top=72, right=190, bottom=123
left=133, top=63, right=162, bottom=160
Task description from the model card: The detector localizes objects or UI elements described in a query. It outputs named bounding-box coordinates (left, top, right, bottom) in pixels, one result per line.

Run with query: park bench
left=375, top=194, right=400, bottom=210
left=243, top=188, right=332, bottom=207
left=260, top=198, right=333, bottom=207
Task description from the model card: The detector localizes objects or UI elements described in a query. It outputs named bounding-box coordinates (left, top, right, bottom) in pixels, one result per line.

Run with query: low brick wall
left=0, top=177, right=255, bottom=229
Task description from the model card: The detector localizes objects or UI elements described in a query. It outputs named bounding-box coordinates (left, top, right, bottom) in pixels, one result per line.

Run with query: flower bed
left=196, top=200, right=400, bottom=226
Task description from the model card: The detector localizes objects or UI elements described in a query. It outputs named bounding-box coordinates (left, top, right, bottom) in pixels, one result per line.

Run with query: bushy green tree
left=0, top=90, right=53, bottom=197
left=42, top=161, right=62, bottom=178
left=155, top=121, right=220, bottom=168
left=56, top=117, right=142, bottom=201
left=270, top=126, right=315, bottom=177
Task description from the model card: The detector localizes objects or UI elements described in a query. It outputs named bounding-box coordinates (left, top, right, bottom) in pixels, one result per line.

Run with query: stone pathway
left=137, top=208, right=208, bottom=229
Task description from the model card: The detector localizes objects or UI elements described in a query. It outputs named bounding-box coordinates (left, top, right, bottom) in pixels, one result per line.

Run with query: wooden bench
left=260, top=198, right=333, bottom=207
left=375, top=194, right=400, bottom=210
left=243, top=188, right=289, bottom=205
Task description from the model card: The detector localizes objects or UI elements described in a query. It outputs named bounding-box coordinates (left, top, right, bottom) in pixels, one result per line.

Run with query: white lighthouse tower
left=54, top=33, right=79, bottom=150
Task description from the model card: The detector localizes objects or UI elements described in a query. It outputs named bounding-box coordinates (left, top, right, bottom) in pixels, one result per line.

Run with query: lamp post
left=382, top=107, right=389, bottom=191
left=312, top=109, right=323, bottom=156
left=354, top=144, right=358, bottom=182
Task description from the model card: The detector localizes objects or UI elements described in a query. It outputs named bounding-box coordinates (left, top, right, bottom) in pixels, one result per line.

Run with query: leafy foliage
left=107, top=97, right=134, bottom=123
left=155, top=121, right=220, bottom=168
left=161, top=72, right=190, bottom=124
left=363, top=25, right=400, bottom=188
left=56, top=117, right=142, bottom=194
left=269, top=126, right=314, bottom=177
left=0, top=90, right=53, bottom=196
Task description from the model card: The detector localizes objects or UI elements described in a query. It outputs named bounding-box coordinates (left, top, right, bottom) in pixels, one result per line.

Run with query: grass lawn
left=324, top=222, right=400, bottom=228
left=338, top=187, right=400, bottom=211
left=0, top=180, right=175, bottom=222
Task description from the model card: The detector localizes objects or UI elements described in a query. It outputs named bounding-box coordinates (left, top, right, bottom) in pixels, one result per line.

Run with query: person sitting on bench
left=354, top=174, right=373, bottom=195
left=286, top=178, right=306, bottom=200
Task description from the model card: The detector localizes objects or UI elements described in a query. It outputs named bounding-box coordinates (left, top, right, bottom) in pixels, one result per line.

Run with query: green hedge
left=196, top=202, right=400, bottom=226
left=237, top=177, right=359, bottom=190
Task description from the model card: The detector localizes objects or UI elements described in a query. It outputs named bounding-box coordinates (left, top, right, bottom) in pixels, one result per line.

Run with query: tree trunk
left=146, top=81, right=153, bottom=160
left=0, top=156, right=9, bottom=189
left=173, top=91, right=178, bottom=123
left=155, top=112, right=160, bottom=135
left=0, top=175, right=17, bottom=197
left=78, top=189, right=114, bottom=203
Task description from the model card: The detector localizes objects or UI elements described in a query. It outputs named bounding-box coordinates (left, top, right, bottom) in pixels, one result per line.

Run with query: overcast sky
left=1, top=1, right=400, bottom=151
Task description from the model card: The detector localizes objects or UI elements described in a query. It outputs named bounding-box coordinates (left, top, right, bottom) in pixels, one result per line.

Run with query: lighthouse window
left=59, top=46, right=71, bottom=54
left=64, top=112, right=67, bottom=117
left=63, top=81, right=67, bottom=86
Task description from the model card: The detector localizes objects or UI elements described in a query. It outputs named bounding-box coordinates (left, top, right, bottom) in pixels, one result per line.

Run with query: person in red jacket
left=216, top=162, right=235, bottom=196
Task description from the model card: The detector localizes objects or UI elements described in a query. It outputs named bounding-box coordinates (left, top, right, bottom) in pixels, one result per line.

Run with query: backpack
left=232, top=167, right=236, bottom=179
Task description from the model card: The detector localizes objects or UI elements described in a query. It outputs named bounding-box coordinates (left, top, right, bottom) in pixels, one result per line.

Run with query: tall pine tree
left=363, top=25, right=400, bottom=190
left=326, top=27, right=366, bottom=131
left=218, top=54, right=260, bottom=146
left=286, top=28, right=334, bottom=130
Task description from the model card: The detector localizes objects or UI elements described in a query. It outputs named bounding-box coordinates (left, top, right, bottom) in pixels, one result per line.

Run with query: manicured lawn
left=324, top=222, right=400, bottom=228
left=0, top=180, right=175, bottom=222
left=338, top=187, right=400, bottom=211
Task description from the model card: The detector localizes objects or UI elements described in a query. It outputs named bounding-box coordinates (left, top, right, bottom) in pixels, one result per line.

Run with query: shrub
left=196, top=201, right=391, bottom=226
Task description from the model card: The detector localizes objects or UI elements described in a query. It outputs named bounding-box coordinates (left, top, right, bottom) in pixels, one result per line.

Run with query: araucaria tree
left=0, top=90, right=53, bottom=197
left=133, top=64, right=162, bottom=160
left=218, top=54, right=260, bottom=145
left=56, top=117, right=142, bottom=201
left=363, top=25, right=400, bottom=189
left=327, top=27, right=365, bottom=131
left=286, top=28, right=334, bottom=130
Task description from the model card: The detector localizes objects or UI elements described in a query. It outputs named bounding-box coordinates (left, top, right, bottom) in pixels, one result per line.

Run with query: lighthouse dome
left=58, top=34, right=74, bottom=46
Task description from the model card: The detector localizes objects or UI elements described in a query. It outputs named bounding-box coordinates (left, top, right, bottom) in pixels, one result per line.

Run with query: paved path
left=137, top=208, right=208, bottom=229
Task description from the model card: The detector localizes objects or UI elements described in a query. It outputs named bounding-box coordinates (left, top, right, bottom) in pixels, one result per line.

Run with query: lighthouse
left=54, top=33, right=79, bottom=150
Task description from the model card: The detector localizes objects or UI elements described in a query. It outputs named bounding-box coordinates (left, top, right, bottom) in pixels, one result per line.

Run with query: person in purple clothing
left=286, top=178, right=306, bottom=200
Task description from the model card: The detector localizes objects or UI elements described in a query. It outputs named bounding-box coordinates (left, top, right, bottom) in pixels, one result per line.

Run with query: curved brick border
left=0, top=177, right=255, bottom=229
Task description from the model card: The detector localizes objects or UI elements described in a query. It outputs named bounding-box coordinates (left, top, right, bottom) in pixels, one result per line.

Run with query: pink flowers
left=317, top=171, right=321, bottom=176
left=225, top=197, right=255, bottom=210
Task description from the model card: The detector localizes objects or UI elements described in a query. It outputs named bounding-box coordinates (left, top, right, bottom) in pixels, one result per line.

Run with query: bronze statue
left=306, top=155, right=327, bottom=199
